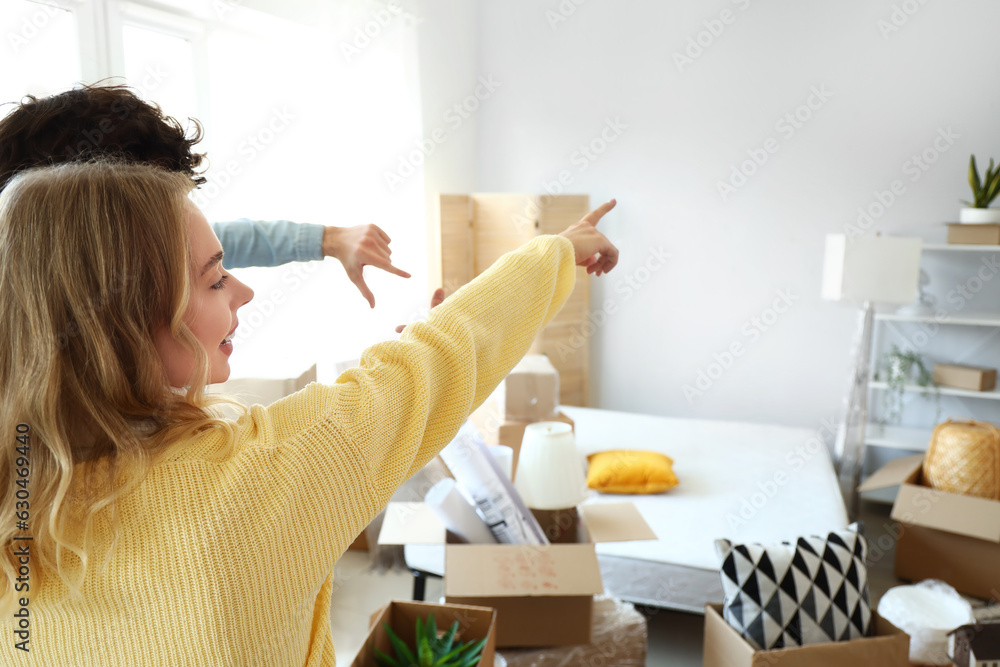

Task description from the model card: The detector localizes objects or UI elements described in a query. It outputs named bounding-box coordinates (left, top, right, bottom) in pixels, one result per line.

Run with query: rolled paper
left=425, top=478, right=497, bottom=544
left=440, top=421, right=549, bottom=545
left=488, top=445, right=514, bottom=481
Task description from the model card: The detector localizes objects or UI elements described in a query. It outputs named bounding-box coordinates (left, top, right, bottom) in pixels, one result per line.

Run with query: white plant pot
left=958, top=207, right=1000, bottom=224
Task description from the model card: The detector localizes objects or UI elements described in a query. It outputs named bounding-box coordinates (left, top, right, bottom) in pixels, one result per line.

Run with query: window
left=3, top=0, right=426, bottom=379
left=0, top=0, right=81, bottom=102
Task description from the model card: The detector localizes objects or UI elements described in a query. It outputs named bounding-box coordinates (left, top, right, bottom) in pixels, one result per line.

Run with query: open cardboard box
left=858, top=453, right=1000, bottom=599
left=379, top=501, right=656, bottom=647
left=351, top=600, right=497, bottom=667
left=703, top=604, right=910, bottom=666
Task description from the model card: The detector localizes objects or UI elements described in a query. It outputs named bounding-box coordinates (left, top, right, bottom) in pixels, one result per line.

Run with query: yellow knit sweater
left=3, top=235, right=577, bottom=666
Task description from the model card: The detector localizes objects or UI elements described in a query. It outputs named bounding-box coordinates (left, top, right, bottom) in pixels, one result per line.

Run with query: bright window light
left=0, top=1, right=81, bottom=111
left=121, top=23, right=198, bottom=125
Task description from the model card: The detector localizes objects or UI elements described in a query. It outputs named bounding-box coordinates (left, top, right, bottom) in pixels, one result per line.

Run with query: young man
left=0, top=83, right=408, bottom=307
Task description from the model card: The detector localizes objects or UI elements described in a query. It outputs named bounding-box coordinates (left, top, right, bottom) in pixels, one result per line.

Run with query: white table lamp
left=821, top=234, right=922, bottom=517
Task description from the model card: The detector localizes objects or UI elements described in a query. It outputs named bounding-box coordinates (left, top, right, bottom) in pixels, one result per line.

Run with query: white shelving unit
left=861, top=242, right=1000, bottom=502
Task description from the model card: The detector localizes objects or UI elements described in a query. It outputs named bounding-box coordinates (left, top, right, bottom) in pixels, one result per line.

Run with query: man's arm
left=213, top=220, right=410, bottom=307
left=213, top=219, right=322, bottom=269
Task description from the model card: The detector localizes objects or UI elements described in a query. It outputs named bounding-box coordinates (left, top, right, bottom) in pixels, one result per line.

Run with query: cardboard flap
left=892, top=484, right=1000, bottom=543
left=445, top=544, right=604, bottom=598
left=857, top=454, right=923, bottom=492
left=579, top=502, right=658, bottom=543
left=377, top=502, right=446, bottom=545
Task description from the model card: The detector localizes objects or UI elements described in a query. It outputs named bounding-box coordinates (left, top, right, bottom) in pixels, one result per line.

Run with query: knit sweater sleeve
left=226, top=235, right=577, bottom=570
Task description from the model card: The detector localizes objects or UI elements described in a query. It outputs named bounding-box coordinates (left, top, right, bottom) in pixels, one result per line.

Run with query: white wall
left=464, top=0, right=1000, bottom=430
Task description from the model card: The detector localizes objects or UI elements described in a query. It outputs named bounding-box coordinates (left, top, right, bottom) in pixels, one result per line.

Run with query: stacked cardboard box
left=470, top=355, right=574, bottom=477
left=859, top=454, right=1000, bottom=600
left=500, top=596, right=647, bottom=666
left=703, top=605, right=910, bottom=666
left=379, top=501, right=656, bottom=648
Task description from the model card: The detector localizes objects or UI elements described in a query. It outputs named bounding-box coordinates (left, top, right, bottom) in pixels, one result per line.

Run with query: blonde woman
left=0, top=160, right=618, bottom=665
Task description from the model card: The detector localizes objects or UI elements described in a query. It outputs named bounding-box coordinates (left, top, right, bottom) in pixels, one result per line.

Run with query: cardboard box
left=351, top=600, right=497, bottom=667
left=379, top=502, right=657, bottom=648
left=933, top=363, right=997, bottom=391
left=348, top=531, right=369, bottom=551
left=947, top=223, right=1000, bottom=245
left=859, top=454, right=1000, bottom=599
left=500, top=596, right=647, bottom=666
left=702, top=604, right=910, bottom=667
left=499, top=355, right=560, bottom=421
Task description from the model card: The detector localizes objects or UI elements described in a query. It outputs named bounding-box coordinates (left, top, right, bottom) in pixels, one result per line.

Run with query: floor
left=328, top=500, right=910, bottom=666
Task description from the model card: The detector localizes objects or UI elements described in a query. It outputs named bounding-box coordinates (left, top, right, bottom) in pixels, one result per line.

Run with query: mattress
left=403, top=407, right=848, bottom=612
left=563, top=406, right=848, bottom=572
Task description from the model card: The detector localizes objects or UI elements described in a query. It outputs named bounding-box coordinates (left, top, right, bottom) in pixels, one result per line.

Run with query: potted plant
left=958, top=155, right=1000, bottom=223
left=351, top=601, right=496, bottom=667
left=874, top=345, right=938, bottom=424
left=373, top=614, right=486, bottom=667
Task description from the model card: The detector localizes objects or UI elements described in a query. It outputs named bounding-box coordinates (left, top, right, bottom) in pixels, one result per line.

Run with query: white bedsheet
left=563, top=407, right=848, bottom=572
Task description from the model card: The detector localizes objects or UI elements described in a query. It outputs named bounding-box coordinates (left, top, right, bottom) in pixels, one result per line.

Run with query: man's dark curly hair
left=0, top=83, right=207, bottom=192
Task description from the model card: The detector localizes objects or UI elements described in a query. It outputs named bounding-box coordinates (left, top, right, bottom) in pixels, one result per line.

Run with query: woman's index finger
left=582, top=198, right=617, bottom=226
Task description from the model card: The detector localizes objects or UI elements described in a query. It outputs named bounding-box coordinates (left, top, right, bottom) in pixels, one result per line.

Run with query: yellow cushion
left=586, top=450, right=678, bottom=494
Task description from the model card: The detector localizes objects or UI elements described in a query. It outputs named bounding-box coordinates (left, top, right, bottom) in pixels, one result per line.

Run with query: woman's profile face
left=153, top=200, right=254, bottom=387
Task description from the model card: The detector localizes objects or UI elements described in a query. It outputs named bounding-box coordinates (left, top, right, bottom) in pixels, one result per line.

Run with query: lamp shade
left=821, top=234, right=922, bottom=304
left=514, top=422, right=587, bottom=510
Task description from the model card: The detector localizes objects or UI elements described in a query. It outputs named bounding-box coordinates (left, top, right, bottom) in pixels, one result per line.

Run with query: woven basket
left=923, top=420, right=1000, bottom=500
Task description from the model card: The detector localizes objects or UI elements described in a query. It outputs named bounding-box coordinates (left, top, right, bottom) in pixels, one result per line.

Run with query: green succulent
left=372, top=613, right=486, bottom=667
left=963, top=154, right=1000, bottom=208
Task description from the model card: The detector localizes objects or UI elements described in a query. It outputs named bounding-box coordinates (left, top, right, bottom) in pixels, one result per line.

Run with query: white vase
left=514, top=422, right=587, bottom=510
left=958, top=207, right=1000, bottom=223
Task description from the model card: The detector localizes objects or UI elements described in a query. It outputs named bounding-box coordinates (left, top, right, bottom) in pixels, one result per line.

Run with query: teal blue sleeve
left=212, top=219, right=325, bottom=269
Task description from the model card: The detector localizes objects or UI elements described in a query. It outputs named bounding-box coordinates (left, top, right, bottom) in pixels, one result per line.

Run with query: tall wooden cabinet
left=434, top=194, right=592, bottom=407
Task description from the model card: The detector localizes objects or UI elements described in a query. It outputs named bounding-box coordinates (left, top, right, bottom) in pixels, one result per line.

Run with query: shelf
left=875, top=312, right=1000, bottom=327
left=923, top=243, right=1000, bottom=251
left=870, top=381, right=1000, bottom=400
left=864, top=423, right=932, bottom=451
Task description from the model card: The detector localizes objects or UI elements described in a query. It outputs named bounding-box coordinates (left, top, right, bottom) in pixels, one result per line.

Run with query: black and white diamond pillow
left=715, top=523, right=872, bottom=650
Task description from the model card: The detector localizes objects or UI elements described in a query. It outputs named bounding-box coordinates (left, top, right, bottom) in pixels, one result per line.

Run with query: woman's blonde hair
left=0, top=160, right=242, bottom=614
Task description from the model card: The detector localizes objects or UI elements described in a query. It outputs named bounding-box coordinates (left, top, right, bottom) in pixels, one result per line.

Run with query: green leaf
left=426, top=613, right=439, bottom=651
left=457, top=638, right=487, bottom=667
left=971, top=154, right=982, bottom=199
left=418, top=634, right=434, bottom=667
left=984, top=167, right=1000, bottom=205
left=383, top=622, right=418, bottom=666
left=374, top=647, right=402, bottom=667
left=436, top=644, right=467, bottom=664
left=438, top=622, right=458, bottom=657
